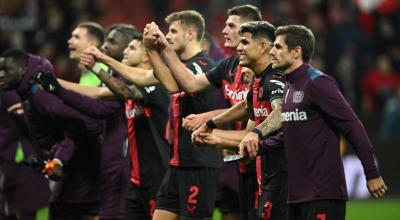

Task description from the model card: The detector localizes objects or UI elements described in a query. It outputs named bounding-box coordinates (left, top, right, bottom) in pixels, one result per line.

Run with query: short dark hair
left=165, top=10, right=205, bottom=42
left=239, top=21, right=276, bottom=43
left=227, top=4, right=262, bottom=23
left=107, top=23, right=139, bottom=43
left=0, top=48, right=28, bottom=67
left=275, top=25, right=315, bottom=62
left=77, top=22, right=105, bottom=47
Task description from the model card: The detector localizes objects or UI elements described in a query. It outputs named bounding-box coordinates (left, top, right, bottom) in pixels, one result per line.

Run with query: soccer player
left=150, top=5, right=263, bottom=219
left=192, top=21, right=287, bottom=220
left=41, top=32, right=171, bottom=220
left=143, top=10, right=220, bottom=220
left=0, top=91, right=51, bottom=220
left=264, top=25, right=388, bottom=220
left=67, top=22, right=107, bottom=86
left=40, top=24, right=138, bottom=220
left=0, top=49, right=103, bottom=220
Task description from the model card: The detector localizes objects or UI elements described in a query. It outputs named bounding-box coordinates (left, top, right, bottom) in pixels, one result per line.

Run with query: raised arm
left=143, top=23, right=180, bottom=94
left=80, top=54, right=143, bottom=101
left=160, top=46, right=212, bottom=93
left=83, top=47, right=159, bottom=87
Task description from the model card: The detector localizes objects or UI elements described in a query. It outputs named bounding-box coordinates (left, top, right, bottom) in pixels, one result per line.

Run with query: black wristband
left=206, top=119, right=217, bottom=129
left=251, top=128, right=263, bottom=139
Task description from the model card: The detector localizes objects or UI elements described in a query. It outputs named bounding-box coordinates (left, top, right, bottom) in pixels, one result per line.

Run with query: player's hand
left=34, top=71, right=62, bottom=94
left=80, top=52, right=96, bottom=70
left=7, top=102, right=24, bottom=115
left=238, top=131, right=260, bottom=158
left=367, top=176, right=388, bottom=198
left=196, top=133, right=221, bottom=146
left=143, top=22, right=160, bottom=51
left=43, top=158, right=63, bottom=181
left=83, top=46, right=105, bottom=61
left=182, top=113, right=209, bottom=131
left=192, top=123, right=212, bottom=145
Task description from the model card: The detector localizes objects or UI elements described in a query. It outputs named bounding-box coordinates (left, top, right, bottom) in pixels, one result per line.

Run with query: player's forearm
left=95, top=70, right=143, bottom=101
left=161, top=47, right=207, bottom=93
left=58, top=79, right=103, bottom=99
left=212, top=101, right=250, bottom=126
left=213, top=129, right=249, bottom=145
left=253, top=98, right=283, bottom=137
left=147, top=49, right=180, bottom=94
left=100, top=54, right=157, bottom=87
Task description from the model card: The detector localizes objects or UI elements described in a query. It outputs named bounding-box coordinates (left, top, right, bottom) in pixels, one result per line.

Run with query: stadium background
left=0, top=0, right=399, bottom=219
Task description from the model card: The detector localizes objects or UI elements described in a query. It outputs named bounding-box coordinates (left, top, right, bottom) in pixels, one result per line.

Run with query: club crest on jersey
left=293, top=91, right=304, bottom=103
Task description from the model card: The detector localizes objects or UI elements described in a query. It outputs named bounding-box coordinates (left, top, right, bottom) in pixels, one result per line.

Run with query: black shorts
left=155, top=166, right=219, bottom=219
left=288, top=200, right=346, bottom=220
left=257, top=172, right=288, bottom=220
left=125, top=183, right=158, bottom=220
left=238, top=171, right=258, bottom=220
left=49, top=201, right=99, bottom=220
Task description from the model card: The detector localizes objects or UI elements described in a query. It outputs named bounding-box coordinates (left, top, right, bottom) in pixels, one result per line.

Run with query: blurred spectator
left=361, top=54, right=400, bottom=113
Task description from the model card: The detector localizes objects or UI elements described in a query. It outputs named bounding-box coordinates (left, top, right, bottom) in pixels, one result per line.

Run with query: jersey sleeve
left=267, top=73, right=285, bottom=101
left=310, top=75, right=380, bottom=180
left=204, top=59, right=229, bottom=88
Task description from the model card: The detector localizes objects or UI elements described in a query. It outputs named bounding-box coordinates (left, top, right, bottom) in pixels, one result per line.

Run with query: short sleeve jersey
left=205, top=56, right=251, bottom=129
left=169, top=51, right=220, bottom=168
left=246, top=64, right=287, bottom=194
left=125, top=84, right=170, bottom=189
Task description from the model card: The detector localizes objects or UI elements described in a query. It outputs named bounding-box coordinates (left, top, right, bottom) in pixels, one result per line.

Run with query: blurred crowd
left=0, top=0, right=399, bottom=139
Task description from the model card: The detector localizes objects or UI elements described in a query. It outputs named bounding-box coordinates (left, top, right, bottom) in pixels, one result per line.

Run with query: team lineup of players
left=0, top=3, right=388, bottom=220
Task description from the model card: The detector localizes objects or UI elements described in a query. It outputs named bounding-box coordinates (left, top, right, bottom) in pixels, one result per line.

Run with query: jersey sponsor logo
left=224, top=84, right=249, bottom=101
left=293, top=91, right=304, bottom=103
left=125, top=105, right=145, bottom=119
left=254, top=107, right=269, bottom=117
left=144, top=86, right=155, bottom=93
left=270, top=79, right=285, bottom=89
left=282, top=108, right=308, bottom=121
left=271, top=88, right=284, bottom=95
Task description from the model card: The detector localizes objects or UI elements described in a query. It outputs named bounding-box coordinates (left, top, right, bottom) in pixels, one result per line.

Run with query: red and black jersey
left=169, top=51, right=220, bottom=168
left=205, top=56, right=252, bottom=130
left=205, top=56, right=254, bottom=173
left=246, top=64, right=287, bottom=195
left=126, top=84, right=170, bottom=189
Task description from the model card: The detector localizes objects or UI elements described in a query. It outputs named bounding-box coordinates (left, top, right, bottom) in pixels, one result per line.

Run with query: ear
left=186, top=28, right=196, bottom=41
left=259, top=40, right=270, bottom=55
left=142, top=53, right=149, bottom=64
left=292, top=46, right=302, bottom=60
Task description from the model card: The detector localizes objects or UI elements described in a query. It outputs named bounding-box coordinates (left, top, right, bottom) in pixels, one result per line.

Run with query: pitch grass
left=212, top=198, right=400, bottom=220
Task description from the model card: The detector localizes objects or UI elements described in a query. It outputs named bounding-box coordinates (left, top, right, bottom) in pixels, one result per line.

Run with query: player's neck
left=179, top=42, right=201, bottom=60
left=136, top=62, right=152, bottom=70
left=253, top=56, right=271, bottom=75
left=285, top=60, right=303, bottom=75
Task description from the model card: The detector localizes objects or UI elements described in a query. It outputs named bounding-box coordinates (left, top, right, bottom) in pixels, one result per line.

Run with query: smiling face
left=269, top=35, right=295, bottom=71
left=101, top=29, right=129, bottom=61
left=122, top=39, right=146, bottom=67
left=222, top=15, right=241, bottom=49
left=0, top=57, right=24, bottom=91
left=67, top=27, right=96, bottom=61
left=236, top=32, right=266, bottom=68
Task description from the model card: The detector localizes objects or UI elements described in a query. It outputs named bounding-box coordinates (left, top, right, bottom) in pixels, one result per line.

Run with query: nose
left=269, top=47, right=275, bottom=55
left=222, top=26, right=228, bottom=35
left=236, top=43, right=243, bottom=52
